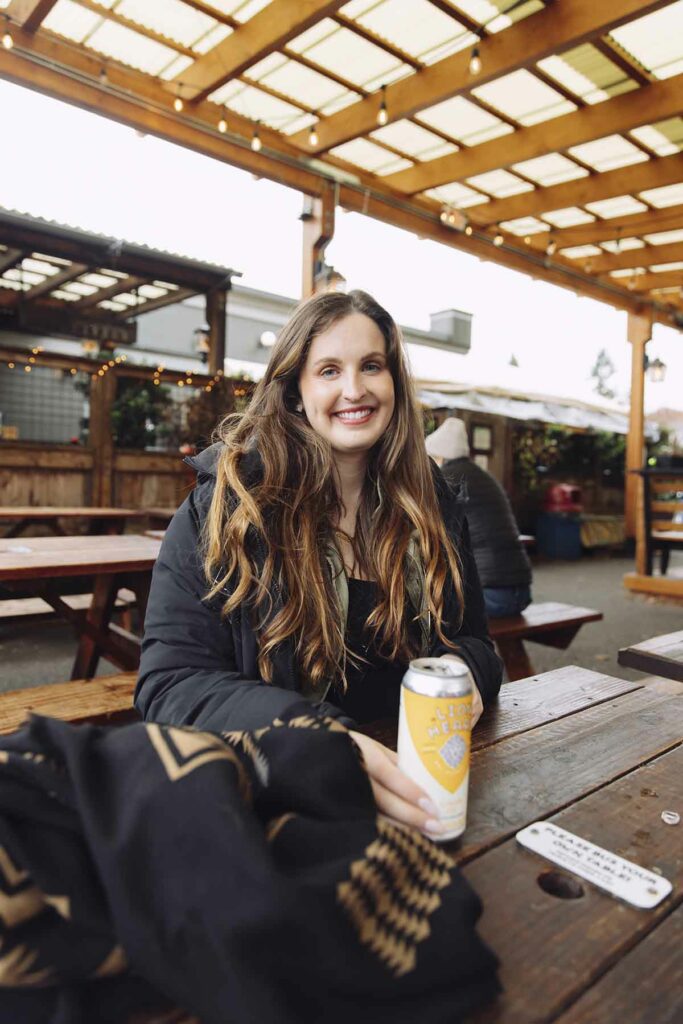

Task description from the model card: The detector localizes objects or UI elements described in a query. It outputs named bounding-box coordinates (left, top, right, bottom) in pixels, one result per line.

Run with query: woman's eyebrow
left=311, top=350, right=385, bottom=368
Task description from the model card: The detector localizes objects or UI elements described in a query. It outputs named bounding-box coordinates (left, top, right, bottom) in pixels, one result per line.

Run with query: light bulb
left=2, top=30, right=13, bottom=50
left=440, top=210, right=449, bottom=224
left=218, top=116, right=227, bottom=133
left=469, top=46, right=481, bottom=75
left=546, top=240, right=557, bottom=256
left=309, top=125, right=318, bottom=146
left=174, top=96, right=183, bottom=113
left=465, top=224, right=473, bottom=236
left=523, top=235, right=531, bottom=245
left=377, top=102, right=388, bottom=126
left=494, top=232, right=504, bottom=246
left=251, top=130, right=261, bottom=152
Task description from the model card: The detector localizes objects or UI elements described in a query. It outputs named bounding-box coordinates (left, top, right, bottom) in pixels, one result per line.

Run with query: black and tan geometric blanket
left=0, top=712, right=499, bottom=1023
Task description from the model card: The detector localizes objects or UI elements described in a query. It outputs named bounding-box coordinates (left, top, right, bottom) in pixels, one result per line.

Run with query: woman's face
left=298, top=312, right=396, bottom=459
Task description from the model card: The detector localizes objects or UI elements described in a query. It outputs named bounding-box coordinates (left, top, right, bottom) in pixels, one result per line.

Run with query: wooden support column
left=625, top=311, right=652, bottom=567
left=89, top=369, right=116, bottom=506
left=206, top=287, right=228, bottom=377
left=301, top=183, right=336, bottom=298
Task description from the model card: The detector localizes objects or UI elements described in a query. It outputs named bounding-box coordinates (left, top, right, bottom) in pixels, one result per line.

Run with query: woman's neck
left=333, top=451, right=368, bottom=522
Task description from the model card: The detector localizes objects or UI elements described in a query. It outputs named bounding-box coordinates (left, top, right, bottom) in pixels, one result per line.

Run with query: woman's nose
left=342, top=369, right=366, bottom=401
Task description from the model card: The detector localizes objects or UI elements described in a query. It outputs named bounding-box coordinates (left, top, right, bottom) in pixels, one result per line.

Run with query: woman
left=136, top=290, right=501, bottom=837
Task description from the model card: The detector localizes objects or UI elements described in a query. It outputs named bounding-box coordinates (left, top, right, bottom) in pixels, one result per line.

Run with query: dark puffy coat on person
left=135, top=444, right=502, bottom=734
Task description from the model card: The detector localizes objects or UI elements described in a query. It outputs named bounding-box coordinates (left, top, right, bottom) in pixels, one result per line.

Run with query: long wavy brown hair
left=203, top=289, right=463, bottom=692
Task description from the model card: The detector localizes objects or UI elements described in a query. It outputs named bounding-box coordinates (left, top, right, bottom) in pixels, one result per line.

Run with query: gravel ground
left=1, top=551, right=681, bottom=694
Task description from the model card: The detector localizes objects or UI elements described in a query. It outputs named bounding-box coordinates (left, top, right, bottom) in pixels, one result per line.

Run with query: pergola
left=1, top=0, right=682, bottom=557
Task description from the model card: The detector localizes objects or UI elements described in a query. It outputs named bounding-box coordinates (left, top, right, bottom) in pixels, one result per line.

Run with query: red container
left=543, top=483, right=582, bottom=514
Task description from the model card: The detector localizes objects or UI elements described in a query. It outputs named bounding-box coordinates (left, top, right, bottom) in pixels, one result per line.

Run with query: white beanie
left=425, top=417, right=470, bottom=461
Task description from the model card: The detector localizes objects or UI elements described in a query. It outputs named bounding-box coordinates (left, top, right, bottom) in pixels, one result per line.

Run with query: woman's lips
left=333, top=407, right=376, bottom=425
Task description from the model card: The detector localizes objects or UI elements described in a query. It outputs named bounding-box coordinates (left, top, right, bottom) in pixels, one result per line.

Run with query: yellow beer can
left=398, top=657, right=473, bottom=842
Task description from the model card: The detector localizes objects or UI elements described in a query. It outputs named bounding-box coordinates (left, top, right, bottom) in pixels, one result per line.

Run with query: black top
left=333, top=579, right=412, bottom=725
left=442, top=457, right=531, bottom=588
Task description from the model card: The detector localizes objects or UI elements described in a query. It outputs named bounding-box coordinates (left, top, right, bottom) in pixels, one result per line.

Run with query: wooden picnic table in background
left=0, top=506, right=143, bottom=538
left=362, top=665, right=682, bottom=1024
left=619, top=630, right=683, bottom=684
left=143, top=507, right=178, bottom=530
left=0, top=533, right=161, bottom=679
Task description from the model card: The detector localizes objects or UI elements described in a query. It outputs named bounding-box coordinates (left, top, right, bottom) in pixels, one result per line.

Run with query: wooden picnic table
left=0, top=533, right=161, bottom=679
left=0, top=506, right=143, bottom=538
left=618, top=629, right=683, bottom=683
left=362, top=665, right=682, bottom=1024
left=143, top=506, right=178, bottom=530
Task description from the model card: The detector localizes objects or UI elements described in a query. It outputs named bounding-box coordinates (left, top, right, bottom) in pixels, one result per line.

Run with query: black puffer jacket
left=441, top=457, right=531, bottom=589
left=135, top=445, right=502, bottom=733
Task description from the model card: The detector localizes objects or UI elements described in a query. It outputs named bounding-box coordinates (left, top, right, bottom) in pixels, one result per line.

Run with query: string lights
left=173, top=84, right=184, bottom=113
left=468, top=46, right=481, bottom=75
left=493, top=228, right=504, bottom=246
left=218, top=112, right=228, bottom=134
left=2, top=16, right=13, bottom=51
left=251, top=125, right=262, bottom=152
left=377, top=84, right=388, bottom=126
left=308, top=123, right=319, bottom=147
left=546, top=238, right=557, bottom=256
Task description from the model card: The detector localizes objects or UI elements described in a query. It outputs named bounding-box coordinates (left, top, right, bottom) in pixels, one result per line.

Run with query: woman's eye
left=320, top=366, right=338, bottom=378
left=364, top=361, right=382, bottom=372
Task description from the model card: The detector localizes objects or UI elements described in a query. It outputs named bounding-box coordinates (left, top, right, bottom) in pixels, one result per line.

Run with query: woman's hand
left=439, top=655, right=484, bottom=727
left=349, top=731, right=445, bottom=838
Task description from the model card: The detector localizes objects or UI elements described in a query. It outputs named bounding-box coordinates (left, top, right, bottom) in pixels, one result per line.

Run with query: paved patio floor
left=1, top=551, right=681, bottom=694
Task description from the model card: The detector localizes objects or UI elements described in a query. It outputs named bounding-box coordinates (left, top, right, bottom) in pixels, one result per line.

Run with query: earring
left=295, top=400, right=303, bottom=413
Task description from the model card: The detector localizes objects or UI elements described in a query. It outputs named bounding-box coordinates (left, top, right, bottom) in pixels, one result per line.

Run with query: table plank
left=0, top=534, right=161, bottom=580
left=464, top=743, right=682, bottom=1023
left=554, top=903, right=683, bottom=1024
left=0, top=674, right=139, bottom=734
left=361, top=667, right=643, bottom=752
left=0, top=507, right=141, bottom=519
left=619, top=630, right=683, bottom=683
left=452, top=686, right=683, bottom=864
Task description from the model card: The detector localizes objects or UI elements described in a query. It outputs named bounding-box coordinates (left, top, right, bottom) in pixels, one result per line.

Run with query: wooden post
left=625, top=311, right=651, bottom=566
left=206, top=287, right=228, bottom=377
left=301, top=184, right=336, bottom=298
left=89, top=369, right=116, bottom=506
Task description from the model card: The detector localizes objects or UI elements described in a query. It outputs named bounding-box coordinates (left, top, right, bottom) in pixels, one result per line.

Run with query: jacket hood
left=185, top=441, right=224, bottom=479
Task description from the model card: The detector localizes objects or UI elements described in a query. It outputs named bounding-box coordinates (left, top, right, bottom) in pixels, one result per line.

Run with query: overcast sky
left=1, top=78, right=680, bottom=415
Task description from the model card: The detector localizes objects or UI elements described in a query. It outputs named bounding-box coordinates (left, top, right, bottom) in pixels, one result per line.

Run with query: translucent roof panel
left=499, top=216, right=549, bottom=236
left=330, top=138, right=411, bottom=174
left=159, top=56, right=194, bottom=82
left=216, top=83, right=306, bottom=131
left=600, top=238, right=645, bottom=254
left=630, top=118, right=683, bottom=157
left=472, top=69, right=576, bottom=126
left=643, top=229, right=683, bottom=245
left=21, top=258, right=59, bottom=277
left=639, top=183, right=683, bottom=208
left=560, top=245, right=603, bottom=259
left=294, top=24, right=410, bottom=90
left=193, top=24, right=233, bottom=56
left=5, top=268, right=44, bottom=285
left=650, top=261, right=683, bottom=271
left=538, top=46, right=639, bottom=105
left=79, top=272, right=120, bottom=288
left=82, top=18, right=181, bottom=76
left=511, top=152, right=588, bottom=187
left=610, top=2, right=683, bottom=80
left=231, top=0, right=271, bottom=23
left=252, top=58, right=351, bottom=112
left=43, top=0, right=103, bottom=44
left=453, top=0, right=544, bottom=33
left=424, top=182, right=489, bottom=209
left=541, top=207, right=595, bottom=228
left=115, top=0, right=220, bottom=49
left=568, top=135, right=650, bottom=173
left=51, top=289, right=80, bottom=301
left=466, top=169, right=533, bottom=198
left=585, top=195, right=648, bottom=218
left=370, top=120, right=457, bottom=161
left=343, top=0, right=474, bottom=64
left=418, top=96, right=513, bottom=146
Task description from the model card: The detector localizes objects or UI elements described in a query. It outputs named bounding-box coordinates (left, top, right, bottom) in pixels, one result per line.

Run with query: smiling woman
left=136, top=289, right=502, bottom=837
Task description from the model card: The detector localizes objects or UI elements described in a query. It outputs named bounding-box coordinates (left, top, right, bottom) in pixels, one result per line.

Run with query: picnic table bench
left=0, top=664, right=679, bottom=1023
left=0, top=506, right=142, bottom=538
left=0, top=533, right=160, bottom=679
left=488, top=601, right=603, bottom=680
left=619, top=629, right=683, bottom=683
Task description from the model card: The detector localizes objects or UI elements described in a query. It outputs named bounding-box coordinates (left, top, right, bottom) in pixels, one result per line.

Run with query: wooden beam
left=385, top=73, right=683, bottom=194
left=114, top=288, right=196, bottom=320
left=290, top=0, right=671, bottom=152
left=178, top=0, right=347, bottom=103
left=471, top=153, right=683, bottom=225
left=540, top=204, right=683, bottom=249
left=0, top=248, right=23, bottom=273
left=625, top=311, right=651, bottom=549
left=78, top=275, right=147, bottom=309
left=634, top=271, right=683, bottom=293
left=593, top=36, right=654, bottom=87
left=593, top=241, right=683, bottom=275
left=302, top=183, right=336, bottom=297
left=73, top=0, right=196, bottom=60
left=6, top=0, right=58, bottom=31
left=206, top=288, right=227, bottom=376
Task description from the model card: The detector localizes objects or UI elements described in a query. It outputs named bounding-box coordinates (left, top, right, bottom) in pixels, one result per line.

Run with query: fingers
left=371, top=781, right=444, bottom=837
left=471, top=684, right=484, bottom=728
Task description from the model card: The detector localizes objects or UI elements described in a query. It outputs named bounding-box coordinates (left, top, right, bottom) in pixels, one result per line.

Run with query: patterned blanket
left=0, top=712, right=499, bottom=1023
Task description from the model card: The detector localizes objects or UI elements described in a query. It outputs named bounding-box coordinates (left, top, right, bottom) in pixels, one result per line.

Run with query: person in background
left=136, top=290, right=502, bottom=839
left=426, top=416, right=532, bottom=619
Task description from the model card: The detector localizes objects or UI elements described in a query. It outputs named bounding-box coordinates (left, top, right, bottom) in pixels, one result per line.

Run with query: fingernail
left=424, top=818, right=445, bottom=834
left=418, top=797, right=439, bottom=816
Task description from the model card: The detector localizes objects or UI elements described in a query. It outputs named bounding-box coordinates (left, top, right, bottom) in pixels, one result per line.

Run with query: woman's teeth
left=335, top=409, right=373, bottom=421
